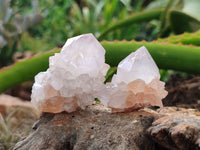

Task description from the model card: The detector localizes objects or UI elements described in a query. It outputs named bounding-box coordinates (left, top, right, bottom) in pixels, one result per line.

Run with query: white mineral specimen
left=31, top=33, right=110, bottom=113
left=98, top=46, right=168, bottom=112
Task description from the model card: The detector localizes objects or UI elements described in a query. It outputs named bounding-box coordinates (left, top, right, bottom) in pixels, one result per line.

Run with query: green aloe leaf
left=102, top=41, right=200, bottom=74
left=157, top=31, right=200, bottom=46
left=104, top=67, right=117, bottom=83
left=98, top=8, right=164, bottom=40
left=168, top=9, right=200, bottom=34
left=0, top=48, right=59, bottom=93
left=1, top=39, right=200, bottom=93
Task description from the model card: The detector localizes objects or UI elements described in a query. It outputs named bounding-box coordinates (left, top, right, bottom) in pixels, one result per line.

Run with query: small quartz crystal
left=31, top=33, right=110, bottom=113
left=98, top=46, right=168, bottom=112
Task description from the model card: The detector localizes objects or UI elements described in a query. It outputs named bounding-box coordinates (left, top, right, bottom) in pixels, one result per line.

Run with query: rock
left=0, top=94, right=39, bottom=119
left=147, top=107, right=200, bottom=150
left=14, top=105, right=200, bottom=150
left=0, top=94, right=39, bottom=149
left=14, top=103, right=158, bottom=150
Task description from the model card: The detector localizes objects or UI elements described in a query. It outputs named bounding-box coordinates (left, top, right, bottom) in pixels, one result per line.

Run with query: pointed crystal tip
left=112, top=46, right=160, bottom=84
left=99, top=46, right=168, bottom=112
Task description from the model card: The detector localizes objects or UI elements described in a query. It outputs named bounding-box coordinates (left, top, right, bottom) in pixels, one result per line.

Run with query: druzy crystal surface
left=31, top=33, right=109, bottom=113
left=99, top=46, right=168, bottom=112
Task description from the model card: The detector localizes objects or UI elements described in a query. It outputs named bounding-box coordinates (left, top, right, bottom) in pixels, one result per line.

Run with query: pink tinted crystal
left=31, top=33, right=110, bottom=113
left=99, top=46, right=168, bottom=112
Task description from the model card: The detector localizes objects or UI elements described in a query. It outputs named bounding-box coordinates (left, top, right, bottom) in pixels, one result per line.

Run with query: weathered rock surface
left=148, top=107, right=200, bottom=150
left=14, top=104, right=200, bottom=150
left=14, top=104, right=157, bottom=150
left=0, top=94, right=39, bottom=121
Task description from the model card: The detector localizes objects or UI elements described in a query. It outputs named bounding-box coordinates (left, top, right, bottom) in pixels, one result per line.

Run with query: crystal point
left=113, top=46, right=160, bottom=84
left=99, top=46, right=168, bottom=112
left=31, top=33, right=110, bottom=113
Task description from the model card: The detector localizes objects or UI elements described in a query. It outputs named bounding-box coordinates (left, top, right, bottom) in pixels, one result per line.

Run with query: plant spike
left=157, top=31, right=200, bottom=46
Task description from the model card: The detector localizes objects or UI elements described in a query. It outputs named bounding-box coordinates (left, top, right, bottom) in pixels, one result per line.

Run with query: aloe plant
left=98, top=8, right=163, bottom=40
left=157, top=31, right=200, bottom=46
left=102, top=41, right=200, bottom=73
left=98, top=1, right=200, bottom=40
left=0, top=48, right=59, bottom=93
left=168, top=9, right=200, bottom=34
left=1, top=1, right=200, bottom=94
left=1, top=34, right=200, bottom=93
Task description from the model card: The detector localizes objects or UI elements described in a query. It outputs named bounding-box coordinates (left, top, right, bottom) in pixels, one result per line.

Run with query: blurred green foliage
left=1, top=0, right=149, bottom=67
left=0, top=0, right=43, bottom=67
left=15, top=0, right=200, bottom=46
left=0, top=0, right=200, bottom=79
left=31, top=0, right=141, bottom=44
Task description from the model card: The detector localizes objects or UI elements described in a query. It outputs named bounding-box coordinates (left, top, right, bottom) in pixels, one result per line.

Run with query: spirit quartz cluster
left=98, top=46, right=168, bottom=112
left=31, top=34, right=109, bottom=113
left=31, top=33, right=167, bottom=113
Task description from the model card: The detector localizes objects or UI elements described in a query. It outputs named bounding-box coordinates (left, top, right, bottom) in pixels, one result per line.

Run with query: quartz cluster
left=31, top=33, right=167, bottom=113
left=31, top=33, right=109, bottom=113
left=98, top=46, right=168, bottom=112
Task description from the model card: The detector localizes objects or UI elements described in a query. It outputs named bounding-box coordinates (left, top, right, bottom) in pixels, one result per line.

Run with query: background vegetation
left=0, top=0, right=199, bottom=64
left=0, top=0, right=200, bottom=90
left=1, top=0, right=200, bottom=149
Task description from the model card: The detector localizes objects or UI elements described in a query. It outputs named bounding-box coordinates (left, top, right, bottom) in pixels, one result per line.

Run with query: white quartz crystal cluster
left=98, top=46, right=168, bottom=112
left=31, top=33, right=109, bottom=113
left=31, top=33, right=168, bottom=113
